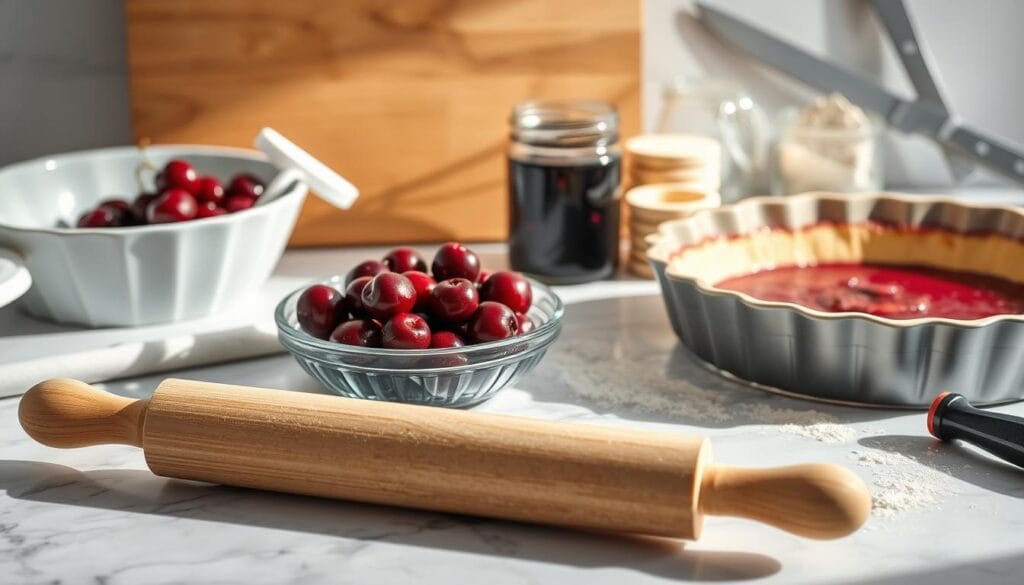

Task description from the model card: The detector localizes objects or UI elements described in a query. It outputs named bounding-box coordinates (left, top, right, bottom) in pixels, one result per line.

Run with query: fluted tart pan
left=646, top=192, right=1024, bottom=407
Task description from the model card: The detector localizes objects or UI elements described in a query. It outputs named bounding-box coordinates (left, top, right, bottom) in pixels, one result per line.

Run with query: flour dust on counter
left=549, top=315, right=956, bottom=521
left=852, top=449, right=956, bottom=518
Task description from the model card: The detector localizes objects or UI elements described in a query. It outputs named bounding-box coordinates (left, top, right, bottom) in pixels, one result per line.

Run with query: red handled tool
left=928, top=393, right=1024, bottom=468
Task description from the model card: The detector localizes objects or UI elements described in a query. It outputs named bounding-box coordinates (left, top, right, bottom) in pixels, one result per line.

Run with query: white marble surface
left=2, top=244, right=1024, bottom=585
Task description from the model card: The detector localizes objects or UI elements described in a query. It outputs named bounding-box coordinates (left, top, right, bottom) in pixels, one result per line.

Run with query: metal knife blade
left=870, top=0, right=974, bottom=180
left=697, top=2, right=943, bottom=134
left=697, top=2, right=1024, bottom=183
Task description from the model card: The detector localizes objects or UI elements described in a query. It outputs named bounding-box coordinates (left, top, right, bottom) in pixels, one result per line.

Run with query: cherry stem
left=134, top=138, right=158, bottom=194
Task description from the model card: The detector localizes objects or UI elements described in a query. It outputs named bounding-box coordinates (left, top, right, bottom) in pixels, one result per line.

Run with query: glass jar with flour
left=773, top=93, right=884, bottom=194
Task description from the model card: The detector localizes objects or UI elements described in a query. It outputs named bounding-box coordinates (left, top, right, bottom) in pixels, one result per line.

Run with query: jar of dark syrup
left=507, top=100, right=622, bottom=284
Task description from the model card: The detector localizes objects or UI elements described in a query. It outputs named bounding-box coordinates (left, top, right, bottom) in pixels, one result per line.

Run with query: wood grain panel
left=125, top=0, right=640, bottom=246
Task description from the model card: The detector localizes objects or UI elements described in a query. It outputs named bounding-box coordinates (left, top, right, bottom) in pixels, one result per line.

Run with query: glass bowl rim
left=274, top=275, right=565, bottom=357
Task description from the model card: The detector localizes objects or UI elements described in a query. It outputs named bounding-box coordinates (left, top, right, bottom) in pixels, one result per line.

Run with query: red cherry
left=429, top=330, right=465, bottom=349
left=297, top=284, right=346, bottom=339
left=432, top=242, right=481, bottom=281
left=94, top=199, right=132, bottom=226
left=227, top=174, right=265, bottom=199
left=146, top=188, right=198, bottom=223
left=345, top=260, right=388, bottom=286
left=77, top=206, right=121, bottom=228
left=131, top=193, right=156, bottom=224
left=224, top=194, right=257, bottom=213
left=430, top=278, right=479, bottom=324
left=467, top=301, right=519, bottom=343
left=195, top=176, right=225, bottom=204
left=344, top=276, right=373, bottom=317
left=383, top=247, right=427, bottom=273
left=516, top=313, right=534, bottom=334
left=477, top=270, right=492, bottom=285
left=196, top=200, right=227, bottom=218
left=480, top=271, right=533, bottom=314
left=361, top=272, right=417, bottom=321
left=382, top=313, right=431, bottom=349
left=99, top=198, right=132, bottom=216
left=402, top=270, right=436, bottom=312
left=330, top=319, right=382, bottom=347
left=156, top=160, right=199, bottom=194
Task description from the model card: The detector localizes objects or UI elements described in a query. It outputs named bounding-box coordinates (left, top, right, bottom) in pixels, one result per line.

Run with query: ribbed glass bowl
left=275, top=276, right=563, bottom=407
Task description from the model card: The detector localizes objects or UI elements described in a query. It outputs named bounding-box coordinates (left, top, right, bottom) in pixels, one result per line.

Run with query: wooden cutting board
left=125, top=0, right=640, bottom=246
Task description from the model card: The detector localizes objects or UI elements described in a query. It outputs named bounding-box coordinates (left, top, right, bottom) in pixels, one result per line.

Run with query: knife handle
left=945, top=125, right=1024, bottom=184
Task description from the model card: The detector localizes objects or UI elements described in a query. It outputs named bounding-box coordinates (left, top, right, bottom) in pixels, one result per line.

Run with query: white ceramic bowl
left=0, top=145, right=308, bottom=327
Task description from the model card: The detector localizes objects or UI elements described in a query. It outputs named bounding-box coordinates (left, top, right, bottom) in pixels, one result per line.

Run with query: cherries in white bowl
left=276, top=243, right=564, bottom=408
left=75, top=158, right=267, bottom=228
left=0, top=144, right=309, bottom=326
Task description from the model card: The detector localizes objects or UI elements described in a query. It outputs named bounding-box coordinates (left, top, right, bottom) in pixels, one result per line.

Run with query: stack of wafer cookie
left=625, top=184, right=721, bottom=278
left=623, top=134, right=723, bottom=277
left=625, top=134, right=721, bottom=191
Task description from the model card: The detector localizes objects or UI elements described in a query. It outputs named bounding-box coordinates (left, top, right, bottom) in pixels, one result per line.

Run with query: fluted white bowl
left=0, top=145, right=308, bottom=327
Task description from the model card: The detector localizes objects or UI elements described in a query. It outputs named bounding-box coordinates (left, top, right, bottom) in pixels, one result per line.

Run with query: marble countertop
left=2, top=243, right=1023, bottom=585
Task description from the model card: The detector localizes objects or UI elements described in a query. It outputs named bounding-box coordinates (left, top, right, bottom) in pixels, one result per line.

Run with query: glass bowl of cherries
left=275, top=243, right=564, bottom=407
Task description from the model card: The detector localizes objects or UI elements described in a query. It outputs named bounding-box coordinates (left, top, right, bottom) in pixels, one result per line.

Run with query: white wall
left=644, top=0, right=1024, bottom=187
left=0, top=0, right=132, bottom=165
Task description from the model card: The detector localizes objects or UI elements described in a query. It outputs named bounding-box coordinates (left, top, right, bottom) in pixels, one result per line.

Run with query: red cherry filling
left=382, top=313, right=431, bottom=349
left=480, top=271, right=532, bottom=314
left=432, top=242, right=480, bottom=282
left=467, top=301, right=519, bottom=343
left=384, top=247, right=427, bottom=273
left=361, top=272, right=417, bottom=321
left=430, top=278, right=480, bottom=323
left=297, top=284, right=346, bottom=339
left=147, top=188, right=198, bottom=223
left=330, top=319, right=383, bottom=347
left=346, top=260, right=388, bottom=286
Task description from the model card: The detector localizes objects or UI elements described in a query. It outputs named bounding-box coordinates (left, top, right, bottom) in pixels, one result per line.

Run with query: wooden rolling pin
left=18, top=378, right=871, bottom=540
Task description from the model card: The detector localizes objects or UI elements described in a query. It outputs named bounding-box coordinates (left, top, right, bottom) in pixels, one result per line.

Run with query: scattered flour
left=567, top=366, right=851, bottom=443
left=853, top=450, right=954, bottom=518
left=779, top=422, right=856, bottom=444
left=558, top=338, right=951, bottom=518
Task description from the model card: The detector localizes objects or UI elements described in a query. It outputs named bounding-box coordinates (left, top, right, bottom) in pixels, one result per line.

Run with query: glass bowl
left=275, top=276, right=564, bottom=407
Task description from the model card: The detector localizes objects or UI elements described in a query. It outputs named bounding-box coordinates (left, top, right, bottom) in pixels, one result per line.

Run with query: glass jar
left=656, top=78, right=769, bottom=202
left=507, top=100, right=622, bottom=284
left=772, top=108, right=884, bottom=194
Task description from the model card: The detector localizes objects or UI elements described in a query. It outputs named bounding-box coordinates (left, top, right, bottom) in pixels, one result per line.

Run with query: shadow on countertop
left=0, top=460, right=781, bottom=582
left=857, top=435, right=1024, bottom=499
left=524, top=295, right=908, bottom=429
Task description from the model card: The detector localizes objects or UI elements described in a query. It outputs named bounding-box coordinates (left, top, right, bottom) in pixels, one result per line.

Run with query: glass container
left=276, top=276, right=564, bottom=408
left=656, top=78, right=769, bottom=201
left=773, top=109, right=884, bottom=194
left=507, top=99, right=622, bottom=284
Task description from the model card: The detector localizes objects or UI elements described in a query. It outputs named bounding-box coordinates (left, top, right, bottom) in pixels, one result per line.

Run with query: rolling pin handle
left=699, top=463, right=872, bottom=540
left=18, top=379, right=148, bottom=448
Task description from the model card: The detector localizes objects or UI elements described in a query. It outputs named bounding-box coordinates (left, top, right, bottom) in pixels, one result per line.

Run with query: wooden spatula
left=19, top=378, right=871, bottom=540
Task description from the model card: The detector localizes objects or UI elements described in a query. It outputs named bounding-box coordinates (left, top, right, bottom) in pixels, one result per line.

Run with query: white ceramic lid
left=255, top=127, right=359, bottom=209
